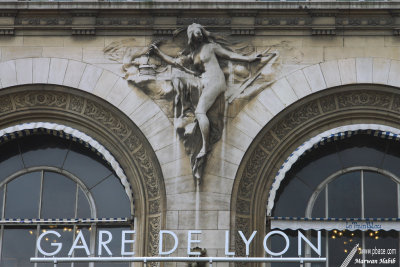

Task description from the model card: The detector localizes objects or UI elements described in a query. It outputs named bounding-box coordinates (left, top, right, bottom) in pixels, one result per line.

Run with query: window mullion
left=38, top=170, right=44, bottom=219
left=361, top=170, right=364, bottom=219
left=2, top=184, right=6, bottom=220
left=74, top=183, right=79, bottom=218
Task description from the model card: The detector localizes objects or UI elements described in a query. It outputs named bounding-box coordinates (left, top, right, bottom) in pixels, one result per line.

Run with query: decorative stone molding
left=153, top=28, right=175, bottom=35
left=312, top=27, right=335, bottom=35
left=177, top=17, right=231, bottom=26
left=0, top=2, right=399, bottom=35
left=231, top=28, right=255, bottom=35
left=0, top=84, right=166, bottom=258
left=231, top=85, right=400, bottom=259
left=0, top=28, right=14, bottom=35
left=72, top=28, right=96, bottom=35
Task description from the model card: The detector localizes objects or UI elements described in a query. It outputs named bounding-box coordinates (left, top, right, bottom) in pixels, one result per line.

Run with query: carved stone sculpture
left=104, top=23, right=279, bottom=184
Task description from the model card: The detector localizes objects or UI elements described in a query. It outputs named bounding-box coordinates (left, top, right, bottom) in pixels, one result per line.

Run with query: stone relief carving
left=233, top=87, right=400, bottom=258
left=104, top=23, right=279, bottom=183
left=0, top=87, right=164, bottom=258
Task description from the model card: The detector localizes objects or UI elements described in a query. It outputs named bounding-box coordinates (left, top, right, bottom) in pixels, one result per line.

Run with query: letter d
left=159, top=230, right=178, bottom=255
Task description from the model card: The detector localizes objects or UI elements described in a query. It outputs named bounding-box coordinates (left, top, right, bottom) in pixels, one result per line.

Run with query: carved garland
left=233, top=85, right=400, bottom=257
left=0, top=86, right=165, bottom=257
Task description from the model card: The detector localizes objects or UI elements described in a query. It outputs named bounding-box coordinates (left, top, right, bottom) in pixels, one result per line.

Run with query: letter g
left=37, top=230, right=62, bottom=256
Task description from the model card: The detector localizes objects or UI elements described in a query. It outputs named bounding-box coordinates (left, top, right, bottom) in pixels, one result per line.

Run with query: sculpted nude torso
left=151, top=23, right=261, bottom=159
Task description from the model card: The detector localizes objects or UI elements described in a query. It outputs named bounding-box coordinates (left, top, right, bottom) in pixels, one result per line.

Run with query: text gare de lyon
left=37, top=230, right=322, bottom=257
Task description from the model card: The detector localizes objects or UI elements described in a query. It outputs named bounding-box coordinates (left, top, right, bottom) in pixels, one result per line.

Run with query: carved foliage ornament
left=0, top=87, right=163, bottom=257
left=234, top=88, right=400, bottom=257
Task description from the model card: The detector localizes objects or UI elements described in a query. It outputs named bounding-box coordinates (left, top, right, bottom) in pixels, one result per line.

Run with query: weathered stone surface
left=286, top=69, right=312, bottom=99
left=320, top=60, right=341, bottom=88
left=63, top=60, right=86, bottom=88
left=16, top=58, right=33, bottom=85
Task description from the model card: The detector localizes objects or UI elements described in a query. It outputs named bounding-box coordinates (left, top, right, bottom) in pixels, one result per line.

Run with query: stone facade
left=0, top=1, right=399, bottom=266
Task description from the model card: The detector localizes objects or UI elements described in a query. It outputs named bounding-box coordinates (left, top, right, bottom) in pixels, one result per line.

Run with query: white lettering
left=263, top=230, right=289, bottom=257
left=68, top=231, right=90, bottom=256
left=37, top=230, right=62, bottom=257
left=98, top=230, right=113, bottom=256
left=297, top=231, right=321, bottom=257
left=187, top=230, right=201, bottom=256
left=121, top=230, right=135, bottom=256
left=224, top=231, right=235, bottom=256
left=159, top=230, right=178, bottom=255
left=239, top=231, right=257, bottom=256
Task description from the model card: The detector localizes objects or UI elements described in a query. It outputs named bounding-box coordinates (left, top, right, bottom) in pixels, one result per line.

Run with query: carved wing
left=225, top=49, right=280, bottom=103
left=103, top=38, right=148, bottom=64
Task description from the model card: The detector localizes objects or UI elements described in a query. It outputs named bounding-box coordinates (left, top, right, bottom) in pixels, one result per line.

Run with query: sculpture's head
left=187, top=23, right=211, bottom=47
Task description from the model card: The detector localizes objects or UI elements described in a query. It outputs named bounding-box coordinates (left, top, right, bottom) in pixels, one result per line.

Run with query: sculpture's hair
left=187, top=23, right=212, bottom=47
left=184, top=23, right=233, bottom=54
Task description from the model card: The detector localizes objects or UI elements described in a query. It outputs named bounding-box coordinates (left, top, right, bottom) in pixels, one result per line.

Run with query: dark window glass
left=328, top=171, right=361, bottom=218
left=364, top=171, right=397, bottom=218
left=328, top=230, right=362, bottom=266
left=77, top=188, right=92, bottom=218
left=0, top=141, right=23, bottom=183
left=364, top=230, right=399, bottom=266
left=273, top=176, right=313, bottom=217
left=337, top=135, right=386, bottom=169
left=63, top=142, right=112, bottom=189
left=1, top=227, right=37, bottom=267
left=91, top=175, right=131, bottom=218
left=5, top=172, right=41, bottom=218
left=311, top=189, right=325, bottom=218
left=20, top=134, right=69, bottom=168
left=41, top=172, right=76, bottom=218
left=295, top=142, right=342, bottom=191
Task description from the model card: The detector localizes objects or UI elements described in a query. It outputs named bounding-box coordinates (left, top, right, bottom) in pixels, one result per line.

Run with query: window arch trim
left=267, top=124, right=400, bottom=216
left=0, top=122, right=134, bottom=216
left=305, top=166, right=400, bottom=218
left=0, top=166, right=97, bottom=218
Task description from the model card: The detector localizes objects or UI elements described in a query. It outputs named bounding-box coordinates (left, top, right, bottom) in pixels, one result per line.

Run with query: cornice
left=1, top=1, right=400, bottom=36
left=2, top=1, right=400, bottom=10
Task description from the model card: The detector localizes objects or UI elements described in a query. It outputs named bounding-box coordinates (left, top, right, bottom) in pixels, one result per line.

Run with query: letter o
left=263, top=230, right=290, bottom=256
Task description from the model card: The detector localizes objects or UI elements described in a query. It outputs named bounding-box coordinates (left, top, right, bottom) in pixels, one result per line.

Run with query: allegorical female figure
left=151, top=23, right=263, bottom=164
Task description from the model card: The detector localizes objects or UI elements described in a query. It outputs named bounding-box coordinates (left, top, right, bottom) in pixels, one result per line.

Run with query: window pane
left=41, top=172, right=76, bottom=219
left=63, top=142, right=112, bottom=189
left=77, top=188, right=92, bottom=218
left=337, top=134, right=386, bottom=168
left=364, top=171, right=397, bottom=218
left=364, top=230, right=399, bottom=266
left=0, top=141, right=23, bottom=183
left=328, top=230, right=362, bottom=266
left=5, top=172, right=40, bottom=218
left=311, top=188, right=325, bottom=218
left=382, top=137, right=400, bottom=178
left=20, top=134, right=69, bottom=168
left=90, top=175, right=131, bottom=218
left=328, top=171, right=361, bottom=218
left=295, top=141, right=342, bottom=191
left=272, top=176, right=313, bottom=217
left=1, top=227, right=37, bottom=267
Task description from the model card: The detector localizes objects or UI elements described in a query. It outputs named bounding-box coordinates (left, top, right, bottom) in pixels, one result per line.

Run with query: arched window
left=270, top=132, right=400, bottom=266
left=0, top=130, right=133, bottom=267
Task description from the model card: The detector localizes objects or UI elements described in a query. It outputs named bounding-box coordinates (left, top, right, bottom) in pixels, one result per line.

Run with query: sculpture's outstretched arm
left=213, top=43, right=261, bottom=62
left=150, top=44, right=197, bottom=76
